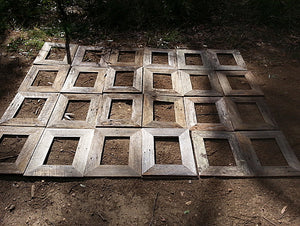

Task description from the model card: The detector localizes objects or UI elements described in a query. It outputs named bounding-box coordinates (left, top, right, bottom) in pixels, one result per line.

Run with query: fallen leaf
left=185, top=201, right=192, bottom=206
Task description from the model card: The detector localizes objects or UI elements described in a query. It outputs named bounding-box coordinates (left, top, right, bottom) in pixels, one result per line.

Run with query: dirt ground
left=0, top=27, right=299, bottom=225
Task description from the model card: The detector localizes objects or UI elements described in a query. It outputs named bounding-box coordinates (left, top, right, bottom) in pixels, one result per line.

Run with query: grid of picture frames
left=0, top=42, right=298, bottom=178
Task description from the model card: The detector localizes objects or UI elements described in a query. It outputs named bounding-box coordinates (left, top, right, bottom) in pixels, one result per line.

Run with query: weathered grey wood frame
left=103, top=66, right=143, bottom=93
left=0, top=126, right=44, bottom=174
left=143, top=68, right=183, bottom=96
left=109, top=48, right=144, bottom=67
left=142, top=128, right=197, bottom=177
left=180, top=70, right=223, bottom=96
left=47, top=94, right=101, bottom=129
left=24, top=128, right=94, bottom=177
left=61, top=66, right=106, bottom=94
left=225, top=97, right=278, bottom=130
left=18, top=65, right=70, bottom=93
left=97, top=94, right=143, bottom=127
left=208, top=49, right=247, bottom=70
left=184, top=97, right=233, bottom=131
left=144, top=48, right=177, bottom=69
left=0, top=92, right=59, bottom=127
left=72, top=46, right=110, bottom=67
left=84, top=128, right=142, bottom=177
left=191, top=131, right=250, bottom=177
left=33, top=42, right=78, bottom=65
left=236, top=131, right=300, bottom=177
left=143, top=95, right=186, bottom=128
left=217, top=71, right=263, bottom=96
left=177, top=49, right=211, bottom=70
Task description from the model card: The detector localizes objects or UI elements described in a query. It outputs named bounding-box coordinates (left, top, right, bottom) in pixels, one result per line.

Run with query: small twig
left=35, top=107, right=41, bottom=115
left=149, top=192, right=159, bottom=226
left=96, top=212, right=107, bottom=222
left=0, top=155, right=18, bottom=161
left=262, top=216, right=277, bottom=226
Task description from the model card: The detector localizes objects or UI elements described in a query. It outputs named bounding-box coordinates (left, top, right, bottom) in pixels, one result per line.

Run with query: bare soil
left=114, top=71, right=134, bottom=86
left=155, top=137, right=182, bottom=165
left=217, top=53, right=237, bottom=65
left=195, top=103, right=220, bottom=123
left=14, top=98, right=46, bottom=118
left=109, top=100, right=132, bottom=120
left=45, top=138, right=79, bottom=165
left=227, top=75, right=252, bottom=90
left=204, top=139, right=236, bottom=166
left=0, top=135, right=27, bottom=163
left=64, top=100, right=90, bottom=120
left=153, top=73, right=172, bottom=89
left=190, top=74, right=211, bottom=90
left=101, top=137, right=130, bottom=165
left=236, top=103, right=265, bottom=124
left=32, top=70, right=57, bottom=86
left=0, top=28, right=299, bottom=225
left=185, top=53, right=203, bottom=65
left=74, top=72, right=97, bottom=87
left=118, top=51, right=135, bottom=62
left=46, top=47, right=65, bottom=60
left=152, top=52, right=168, bottom=64
left=154, top=102, right=175, bottom=122
left=83, top=50, right=102, bottom=62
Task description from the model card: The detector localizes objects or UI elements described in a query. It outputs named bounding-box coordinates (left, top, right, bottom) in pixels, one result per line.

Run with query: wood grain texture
left=0, top=126, right=44, bottom=174
left=236, top=131, right=300, bottom=176
left=103, top=66, right=143, bottom=93
left=47, top=94, right=101, bottom=129
left=216, top=71, right=263, bottom=96
left=24, top=128, right=94, bottom=177
left=225, top=97, right=278, bottom=130
left=184, top=97, right=234, bottom=131
left=84, top=128, right=142, bottom=177
left=109, top=48, right=144, bottom=67
left=180, top=70, right=223, bottom=96
left=191, top=131, right=251, bottom=177
left=143, top=68, right=184, bottom=96
left=207, top=49, right=247, bottom=70
left=142, top=95, right=186, bottom=128
left=176, top=49, right=212, bottom=70
left=0, top=92, right=59, bottom=127
left=142, top=128, right=197, bottom=177
left=143, top=48, right=177, bottom=69
left=18, top=65, right=70, bottom=93
left=61, top=66, right=107, bottom=94
left=96, top=94, right=143, bottom=127
left=72, top=45, right=110, bottom=67
left=33, top=42, right=78, bottom=65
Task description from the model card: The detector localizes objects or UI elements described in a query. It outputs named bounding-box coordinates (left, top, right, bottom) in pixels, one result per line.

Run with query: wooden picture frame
left=217, top=71, right=263, bottom=96
left=225, top=97, right=278, bottom=130
left=61, top=66, right=107, bottom=94
left=18, top=65, right=70, bottom=93
left=143, top=95, right=186, bottom=128
left=236, top=131, right=300, bottom=177
left=191, top=131, right=250, bottom=177
left=109, top=48, right=144, bottom=67
left=97, top=94, right=143, bottom=127
left=180, top=70, right=223, bottom=96
left=84, top=128, right=142, bottom=177
left=33, top=42, right=78, bottom=65
left=72, top=45, right=110, bottom=67
left=184, top=97, right=233, bottom=131
left=177, top=49, right=211, bottom=70
left=103, top=66, right=143, bottom=93
left=0, top=92, right=59, bottom=127
left=207, top=49, right=247, bottom=70
left=0, top=126, right=44, bottom=174
left=142, top=128, right=197, bottom=177
left=143, top=68, right=183, bottom=96
left=24, top=128, right=94, bottom=177
left=143, top=48, right=177, bottom=69
left=47, top=94, right=101, bottom=129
